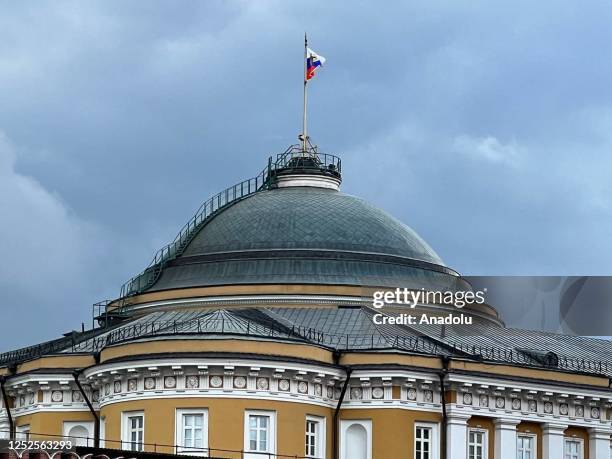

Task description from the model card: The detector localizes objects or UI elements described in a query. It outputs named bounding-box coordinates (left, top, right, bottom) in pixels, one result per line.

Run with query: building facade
left=1, top=146, right=611, bottom=458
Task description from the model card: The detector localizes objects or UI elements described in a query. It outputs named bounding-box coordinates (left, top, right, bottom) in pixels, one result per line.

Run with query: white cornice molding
left=447, top=373, right=612, bottom=400
left=97, top=390, right=337, bottom=409
left=449, top=403, right=608, bottom=429
left=83, top=358, right=344, bottom=380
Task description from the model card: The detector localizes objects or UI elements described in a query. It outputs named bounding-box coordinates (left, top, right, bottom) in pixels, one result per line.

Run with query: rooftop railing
left=70, top=317, right=436, bottom=354
left=64, top=316, right=612, bottom=377
left=118, top=146, right=342, bottom=299
left=1, top=312, right=611, bottom=377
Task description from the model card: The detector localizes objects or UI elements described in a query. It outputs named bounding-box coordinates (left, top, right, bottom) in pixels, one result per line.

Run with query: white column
left=447, top=413, right=470, bottom=459
left=494, top=418, right=519, bottom=459
left=0, top=409, right=9, bottom=440
left=542, top=423, right=568, bottom=459
left=589, top=427, right=612, bottom=459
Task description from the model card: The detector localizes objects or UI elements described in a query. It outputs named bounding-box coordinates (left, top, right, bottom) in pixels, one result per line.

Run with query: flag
left=306, top=48, right=326, bottom=80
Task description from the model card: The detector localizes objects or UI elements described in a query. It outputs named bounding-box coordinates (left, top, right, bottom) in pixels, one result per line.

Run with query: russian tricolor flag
left=306, top=48, right=326, bottom=80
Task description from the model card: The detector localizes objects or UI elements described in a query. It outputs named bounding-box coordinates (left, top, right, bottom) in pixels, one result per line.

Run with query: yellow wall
left=14, top=411, right=95, bottom=441
left=449, top=360, right=609, bottom=387
left=101, top=339, right=334, bottom=365
left=10, top=403, right=602, bottom=459
left=101, top=397, right=333, bottom=457
left=15, top=355, right=95, bottom=374
left=339, top=408, right=441, bottom=458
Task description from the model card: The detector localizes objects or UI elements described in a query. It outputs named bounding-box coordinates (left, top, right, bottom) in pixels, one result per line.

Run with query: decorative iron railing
left=61, top=316, right=612, bottom=377
left=0, top=430, right=323, bottom=458
left=0, top=331, right=90, bottom=367
left=69, top=317, right=437, bottom=355
left=449, top=341, right=611, bottom=373
left=1, top=313, right=611, bottom=376
left=118, top=146, right=342, bottom=299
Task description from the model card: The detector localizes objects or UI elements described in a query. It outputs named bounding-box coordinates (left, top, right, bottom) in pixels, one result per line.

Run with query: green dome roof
left=182, top=187, right=443, bottom=264
left=147, top=186, right=464, bottom=292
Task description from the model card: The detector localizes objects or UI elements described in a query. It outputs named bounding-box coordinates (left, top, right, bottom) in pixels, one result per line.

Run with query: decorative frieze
left=4, top=376, right=94, bottom=416
left=81, top=360, right=343, bottom=408
left=451, top=377, right=609, bottom=426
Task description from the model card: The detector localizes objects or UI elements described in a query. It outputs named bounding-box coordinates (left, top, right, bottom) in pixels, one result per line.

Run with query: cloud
left=0, top=132, right=112, bottom=346
left=345, top=113, right=612, bottom=276
left=452, top=135, right=523, bottom=165
left=1, top=1, right=612, bottom=346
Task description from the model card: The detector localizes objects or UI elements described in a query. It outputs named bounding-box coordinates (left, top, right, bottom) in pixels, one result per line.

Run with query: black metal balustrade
left=0, top=431, right=319, bottom=458
left=119, top=146, right=342, bottom=299
left=0, top=317, right=610, bottom=376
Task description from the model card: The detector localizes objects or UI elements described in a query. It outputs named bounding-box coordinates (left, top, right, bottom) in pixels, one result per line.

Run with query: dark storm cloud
left=1, top=1, right=612, bottom=347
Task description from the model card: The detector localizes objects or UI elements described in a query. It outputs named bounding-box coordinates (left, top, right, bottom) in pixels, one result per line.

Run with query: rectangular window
left=468, top=429, right=486, bottom=459
left=122, top=411, right=144, bottom=452
left=100, top=417, right=106, bottom=449
left=15, top=425, right=30, bottom=441
left=176, top=409, right=209, bottom=455
left=305, top=416, right=326, bottom=458
left=517, top=434, right=536, bottom=459
left=415, top=426, right=432, bottom=459
left=249, top=415, right=268, bottom=451
left=244, top=410, right=276, bottom=456
left=564, top=439, right=582, bottom=459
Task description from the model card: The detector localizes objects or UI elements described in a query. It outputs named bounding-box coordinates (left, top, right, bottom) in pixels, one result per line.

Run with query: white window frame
left=467, top=428, right=488, bottom=459
left=121, top=411, right=145, bottom=452
left=564, top=437, right=584, bottom=459
left=100, top=416, right=106, bottom=449
left=414, top=422, right=439, bottom=459
left=15, top=425, right=30, bottom=440
left=244, top=410, right=276, bottom=457
left=305, top=415, right=326, bottom=458
left=175, top=409, right=209, bottom=456
left=63, top=421, right=94, bottom=447
left=517, top=433, right=537, bottom=459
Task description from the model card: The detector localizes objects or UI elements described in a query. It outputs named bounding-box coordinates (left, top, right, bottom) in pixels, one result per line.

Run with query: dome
left=146, top=185, right=466, bottom=293
left=182, top=187, right=442, bottom=263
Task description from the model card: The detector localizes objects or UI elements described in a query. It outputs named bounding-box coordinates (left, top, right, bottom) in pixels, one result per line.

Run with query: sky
left=1, top=1, right=612, bottom=348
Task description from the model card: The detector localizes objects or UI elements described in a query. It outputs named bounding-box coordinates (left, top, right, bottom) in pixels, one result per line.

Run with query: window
left=517, top=434, right=536, bottom=459
left=305, top=416, right=326, bottom=458
left=15, top=425, right=30, bottom=440
left=175, top=409, right=209, bottom=455
left=249, top=415, right=269, bottom=451
left=415, top=423, right=439, bottom=459
left=244, top=410, right=276, bottom=458
left=468, top=429, right=487, bottom=459
left=122, top=411, right=144, bottom=452
left=100, top=417, right=106, bottom=449
left=416, top=425, right=432, bottom=459
left=564, top=439, right=582, bottom=459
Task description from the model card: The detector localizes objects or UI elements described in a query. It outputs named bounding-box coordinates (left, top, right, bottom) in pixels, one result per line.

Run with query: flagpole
left=302, top=33, right=308, bottom=154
